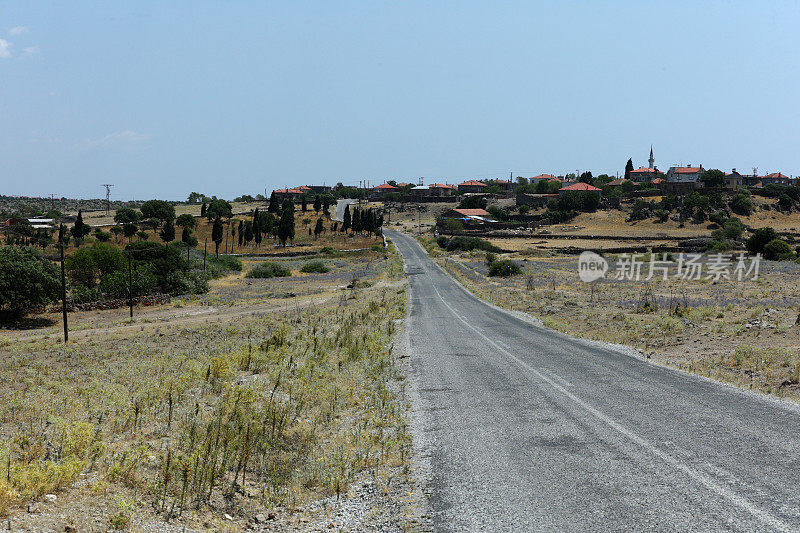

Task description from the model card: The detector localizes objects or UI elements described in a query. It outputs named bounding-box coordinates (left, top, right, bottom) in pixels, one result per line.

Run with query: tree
left=730, top=193, right=753, bottom=216
left=323, top=196, right=331, bottom=217
left=700, top=169, right=726, bottom=188
left=243, top=221, right=254, bottom=246
left=137, top=230, right=149, bottom=241
left=188, top=192, right=206, bottom=204
left=0, top=246, right=60, bottom=320
left=181, top=226, right=196, bottom=247
left=71, top=210, right=91, bottom=242
left=66, top=243, right=126, bottom=287
left=314, top=218, right=324, bottom=238
left=205, top=199, right=232, bottom=220
left=314, top=196, right=321, bottom=214
left=123, top=223, right=138, bottom=242
left=301, top=196, right=308, bottom=212
left=160, top=221, right=176, bottom=244
left=176, top=213, right=195, bottom=229
left=238, top=220, right=244, bottom=247
left=763, top=238, right=792, bottom=260
left=140, top=200, right=175, bottom=226
left=200, top=202, right=207, bottom=217
left=352, top=208, right=362, bottom=234
left=212, top=217, right=223, bottom=256
left=268, top=193, right=279, bottom=213
left=746, top=227, right=777, bottom=255
left=624, top=158, right=634, bottom=180
left=342, top=205, right=352, bottom=233
left=277, top=201, right=295, bottom=246
left=110, top=225, right=123, bottom=242
left=114, top=207, right=141, bottom=225
left=253, top=208, right=262, bottom=246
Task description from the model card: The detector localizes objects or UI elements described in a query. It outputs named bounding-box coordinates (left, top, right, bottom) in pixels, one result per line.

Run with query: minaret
left=648, top=145, right=655, bottom=169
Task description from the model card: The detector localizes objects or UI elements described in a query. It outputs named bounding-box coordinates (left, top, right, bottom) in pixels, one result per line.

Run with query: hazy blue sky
left=2, top=1, right=799, bottom=201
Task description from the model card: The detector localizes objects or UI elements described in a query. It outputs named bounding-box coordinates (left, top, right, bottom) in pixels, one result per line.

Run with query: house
left=428, top=183, right=456, bottom=197
left=666, top=165, right=704, bottom=183
left=5, top=218, right=55, bottom=229
left=658, top=181, right=703, bottom=195
left=458, top=180, right=488, bottom=193
left=372, top=183, right=398, bottom=196
left=651, top=178, right=664, bottom=185
left=629, top=167, right=662, bottom=183
left=489, top=179, right=515, bottom=194
left=440, top=208, right=495, bottom=223
left=409, top=185, right=429, bottom=200
left=530, top=174, right=557, bottom=183
left=606, top=178, right=629, bottom=187
left=306, top=185, right=332, bottom=194
left=724, top=170, right=746, bottom=189
left=272, top=188, right=304, bottom=202
left=761, top=172, right=794, bottom=186
left=558, top=182, right=602, bottom=197
left=516, top=193, right=559, bottom=209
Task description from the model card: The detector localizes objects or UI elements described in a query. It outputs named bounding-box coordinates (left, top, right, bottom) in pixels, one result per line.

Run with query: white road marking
left=418, top=261, right=791, bottom=533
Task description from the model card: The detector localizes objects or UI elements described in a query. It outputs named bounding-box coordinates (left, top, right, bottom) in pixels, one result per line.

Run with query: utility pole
left=101, top=184, right=114, bottom=215
left=128, top=251, right=133, bottom=319
left=59, top=244, right=68, bottom=343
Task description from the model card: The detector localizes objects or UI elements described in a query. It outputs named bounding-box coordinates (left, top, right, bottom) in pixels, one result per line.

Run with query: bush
left=488, top=259, right=521, bottom=277
left=543, top=209, right=577, bottom=224
left=518, top=204, right=530, bottom=214
left=441, top=219, right=464, bottom=232
left=746, top=227, right=777, bottom=255
left=763, top=238, right=793, bottom=260
left=163, top=270, right=209, bottom=295
left=246, top=262, right=292, bottom=278
left=371, top=244, right=385, bottom=253
left=436, top=236, right=449, bottom=248
left=485, top=252, right=497, bottom=266
left=206, top=254, right=242, bottom=272
left=457, top=196, right=488, bottom=209
left=445, top=236, right=500, bottom=253
left=66, top=243, right=127, bottom=288
left=0, top=246, right=60, bottom=320
left=709, top=240, right=730, bottom=253
left=99, top=267, right=158, bottom=298
left=300, top=260, right=329, bottom=273
left=730, top=193, right=753, bottom=216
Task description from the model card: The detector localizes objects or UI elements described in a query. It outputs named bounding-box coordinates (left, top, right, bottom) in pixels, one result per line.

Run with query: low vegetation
left=246, top=262, right=292, bottom=278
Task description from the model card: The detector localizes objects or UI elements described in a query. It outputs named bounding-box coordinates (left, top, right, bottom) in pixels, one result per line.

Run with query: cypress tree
left=313, top=196, right=321, bottom=214
left=160, top=221, right=175, bottom=244
left=243, top=221, right=253, bottom=245
left=181, top=226, right=191, bottom=244
left=352, top=208, right=362, bottom=234
left=200, top=202, right=207, bottom=217
left=238, top=220, right=244, bottom=246
left=253, top=208, right=262, bottom=246
left=277, top=200, right=295, bottom=246
left=342, top=205, right=351, bottom=233
left=625, top=158, right=634, bottom=180
left=212, top=217, right=223, bottom=256
left=314, top=218, right=324, bottom=238
left=301, top=196, right=308, bottom=212
left=268, top=193, right=279, bottom=213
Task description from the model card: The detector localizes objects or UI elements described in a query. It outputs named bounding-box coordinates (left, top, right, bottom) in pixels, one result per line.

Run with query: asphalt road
left=387, top=229, right=800, bottom=533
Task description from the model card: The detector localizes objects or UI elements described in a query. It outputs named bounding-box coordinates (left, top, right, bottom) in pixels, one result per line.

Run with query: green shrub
left=207, top=254, right=242, bottom=272
left=99, top=266, right=158, bottom=298
left=746, top=227, right=777, bottom=255
left=485, top=252, right=497, bottom=266
left=246, top=262, right=292, bottom=278
left=371, top=244, right=385, bottom=252
left=0, top=246, right=60, bottom=320
left=709, top=240, right=730, bottom=252
left=163, top=270, right=209, bottom=295
left=300, top=260, right=329, bottom=273
left=763, top=238, right=793, bottom=260
left=488, top=259, right=521, bottom=277
left=445, top=236, right=500, bottom=253
left=436, top=236, right=449, bottom=248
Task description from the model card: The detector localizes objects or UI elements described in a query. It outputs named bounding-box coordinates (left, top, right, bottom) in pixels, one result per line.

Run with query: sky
left=1, top=1, right=799, bottom=201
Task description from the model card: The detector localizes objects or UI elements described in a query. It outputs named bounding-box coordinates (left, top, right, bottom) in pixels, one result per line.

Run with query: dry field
left=0, top=244, right=421, bottom=532
left=421, top=237, right=800, bottom=404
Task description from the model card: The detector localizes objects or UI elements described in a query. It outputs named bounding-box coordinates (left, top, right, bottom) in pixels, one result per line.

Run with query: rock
left=28, top=502, right=41, bottom=513
left=253, top=513, right=267, bottom=524
left=268, top=511, right=277, bottom=520
left=224, top=513, right=233, bottom=520
left=44, top=494, right=57, bottom=503
left=65, top=526, right=77, bottom=533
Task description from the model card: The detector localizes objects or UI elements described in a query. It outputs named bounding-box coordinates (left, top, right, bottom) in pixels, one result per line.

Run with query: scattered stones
left=44, top=494, right=58, bottom=503
left=28, top=502, right=41, bottom=514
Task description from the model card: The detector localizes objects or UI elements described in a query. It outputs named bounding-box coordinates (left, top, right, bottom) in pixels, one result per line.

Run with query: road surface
left=387, top=229, right=800, bottom=532
left=333, top=198, right=357, bottom=222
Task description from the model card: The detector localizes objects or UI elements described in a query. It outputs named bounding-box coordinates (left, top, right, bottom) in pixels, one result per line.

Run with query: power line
left=101, top=184, right=114, bottom=214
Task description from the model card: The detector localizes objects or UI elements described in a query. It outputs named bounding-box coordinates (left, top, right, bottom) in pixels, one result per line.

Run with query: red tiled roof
left=674, top=167, right=702, bottom=174
left=606, top=179, right=629, bottom=186
left=373, top=183, right=398, bottom=190
left=396, top=182, right=411, bottom=187
left=273, top=188, right=303, bottom=194
left=430, top=183, right=456, bottom=189
left=531, top=174, right=557, bottom=180
left=763, top=172, right=789, bottom=179
left=630, top=167, right=658, bottom=173
left=651, top=178, right=664, bottom=184
left=459, top=180, right=487, bottom=187
left=296, top=185, right=312, bottom=190
left=560, top=182, right=601, bottom=192
left=451, top=208, right=491, bottom=217
left=492, top=179, right=512, bottom=184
